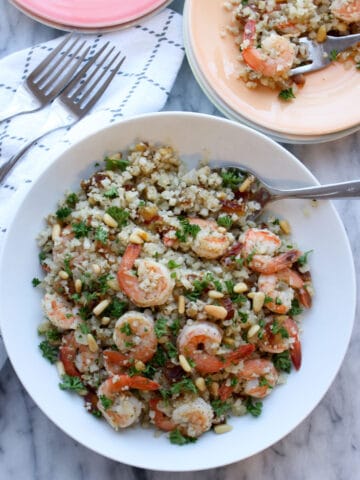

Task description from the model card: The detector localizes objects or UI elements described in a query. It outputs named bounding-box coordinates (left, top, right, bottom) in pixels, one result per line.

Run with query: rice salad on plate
left=224, top=0, right=360, bottom=96
left=35, top=142, right=314, bottom=445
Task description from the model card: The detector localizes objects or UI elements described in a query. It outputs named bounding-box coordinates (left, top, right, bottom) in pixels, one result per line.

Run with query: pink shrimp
left=258, top=316, right=302, bottom=370
left=59, top=332, right=99, bottom=377
left=117, top=243, right=174, bottom=307
left=242, top=20, right=295, bottom=77
left=258, top=268, right=304, bottom=314
left=42, top=292, right=80, bottom=330
left=177, top=322, right=255, bottom=375
left=238, top=359, right=279, bottom=398
left=331, top=0, right=360, bottom=22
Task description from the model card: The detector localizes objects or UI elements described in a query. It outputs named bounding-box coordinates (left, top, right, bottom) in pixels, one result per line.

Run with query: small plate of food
left=183, top=0, right=360, bottom=143
left=0, top=112, right=355, bottom=470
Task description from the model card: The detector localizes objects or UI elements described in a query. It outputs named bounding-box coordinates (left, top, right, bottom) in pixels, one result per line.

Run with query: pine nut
left=87, top=334, right=99, bottom=353
left=129, top=232, right=144, bottom=244
left=179, top=354, right=192, bottom=373
left=93, top=299, right=110, bottom=316
left=56, top=361, right=65, bottom=377
left=107, top=278, right=120, bottom=291
left=210, top=382, right=219, bottom=397
left=158, top=335, right=169, bottom=344
left=248, top=292, right=265, bottom=313
left=316, top=25, right=327, bottom=42
left=279, top=219, right=291, bottom=235
left=52, top=223, right=61, bottom=241
left=195, top=377, right=206, bottom=392
left=103, top=213, right=118, bottom=228
left=224, top=337, right=235, bottom=346
left=135, top=360, right=146, bottom=372
left=101, top=316, right=111, bottom=326
left=217, top=226, right=227, bottom=234
left=137, top=229, right=150, bottom=241
left=239, top=175, right=254, bottom=193
left=58, top=270, right=69, bottom=280
left=233, top=282, right=248, bottom=294
left=74, top=278, right=82, bottom=294
left=37, top=321, right=51, bottom=334
left=214, top=424, right=233, bottom=434
left=208, top=290, right=224, bottom=299
left=247, top=324, right=260, bottom=338
left=178, top=295, right=185, bottom=314
left=204, top=305, right=228, bottom=320
left=92, top=264, right=101, bottom=275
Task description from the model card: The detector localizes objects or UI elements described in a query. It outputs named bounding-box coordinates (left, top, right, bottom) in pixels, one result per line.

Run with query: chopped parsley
left=175, top=218, right=201, bottom=243
left=167, top=260, right=181, bottom=269
left=259, top=377, right=273, bottom=389
left=270, top=320, right=289, bottom=338
left=169, top=429, right=197, bottom=446
left=66, top=193, right=78, bottom=208
left=120, top=322, right=133, bottom=336
left=217, top=215, right=233, bottom=229
left=245, top=398, right=263, bottom=417
left=95, top=226, right=108, bottom=244
left=56, top=206, right=72, bottom=220
left=185, top=272, right=213, bottom=301
left=170, top=378, right=197, bottom=395
left=169, top=318, right=181, bottom=336
left=72, top=221, right=91, bottom=238
left=39, top=340, right=58, bottom=363
left=297, top=249, right=313, bottom=267
left=46, top=329, right=61, bottom=342
left=105, top=206, right=129, bottom=228
left=106, top=298, right=128, bottom=318
left=278, top=88, right=296, bottom=101
left=288, top=298, right=303, bottom=316
left=79, top=323, right=90, bottom=334
left=32, top=277, right=41, bottom=287
left=273, top=350, right=292, bottom=373
left=154, top=317, right=168, bottom=338
left=99, top=395, right=113, bottom=410
left=329, top=49, right=338, bottom=61
left=211, top=399, right=231, bottom=417
left=103, top=187, right=118, bottom=198
left=238, top=311, right=248, bottom=323
left=105, top=156, right=130, bottom=171
left=59, top=375, right=86, bottom=393
left=220, top=168, right=244, bottom=189
left=165, top=341, right=178, bottom=359
left=39, top=251, right=47, bottom=264
left=63, top=256, right=72, bottom=277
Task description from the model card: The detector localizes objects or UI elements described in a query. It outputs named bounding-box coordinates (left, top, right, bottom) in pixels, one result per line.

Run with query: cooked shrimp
left=149, top=398, right=176, bottom=432
left=238, top=359, right=279, bottom=398
left=258, top=316, right=302, bottom=370
left=103, top=350, right=131, bottom=375
left=42, top=292, right=80, bottom=330
left=113, top=311, right=157, bottom=362
left=241, top=228, right=301, bottom=274
left=60, top=332, right=99, bottom=376
left=117, top=244, right=174, bottom=307
left=331, top=0, right=360, bottom=22
left=258, top=268, right=304, bottom=314
left=171, top=398, right=214, bottom=438
left=97, top=375, right=155, bottom=430
left=242, top=20, right=295, bottom=77
left=189, top=218, right=230, bottom=259
left=177, top=322, right=255, bottom=375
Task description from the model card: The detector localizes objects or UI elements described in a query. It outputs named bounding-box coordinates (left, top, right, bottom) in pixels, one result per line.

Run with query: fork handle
left=270, top=180, right=360, bottom=200
left=0, top=125, right=67, bottom=183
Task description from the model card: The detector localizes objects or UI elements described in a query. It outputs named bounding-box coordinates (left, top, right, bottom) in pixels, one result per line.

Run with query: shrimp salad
left=224, top=0, right=360, bottom=93
left=35, top=142, right=313, bottom=445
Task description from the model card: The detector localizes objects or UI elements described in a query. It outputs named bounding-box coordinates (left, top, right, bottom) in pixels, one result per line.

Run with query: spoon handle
left=271, top=180, right=360, bottom=200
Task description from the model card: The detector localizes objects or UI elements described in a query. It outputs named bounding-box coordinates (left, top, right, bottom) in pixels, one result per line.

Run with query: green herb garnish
left=103, top=187, right=118, bottom=198
left=329, top=49, right=338, bottom=61
left=211, top=399, right=231, bottom=417
left=99, top=395, right=113, bottom=410
left=297, top=249, right=313, bottom=267
left=32, top=277, right=41, bottom=287
left=273, top=350, right=292, bottom=373
left=56, top=206, right=72, bottom=220
left=217, top=215, right=233, bottom=229
left=288, top=298, right=303, bottom=316
left=95, top=226, right=108, bottom=244
left=245, top=398, right=263, bottom=417
left=154, top=317, right=168, bottom=338
left=170, top=378, right=197, bottom=395
left=66, top=193, right=78, bottom=208
left=105, top=156, right=130, bottom=171
left=220, top=168, right=244, bottom=189
left=169, top=429, right=197, bottom=446
left=59, top=375, right=86, bottom=393
left=167, top=260, right=181, bottom=269
left=175, top=218, right=201, bottom=243
left=120, top=322, right=133, bottom=336
left=105, top=207, right=129, bottom=228
left=279, top=88, right=296, bottom=101
left=72, top=221, right=91, bottom=238
left=39, top=340, right=58, bottom=363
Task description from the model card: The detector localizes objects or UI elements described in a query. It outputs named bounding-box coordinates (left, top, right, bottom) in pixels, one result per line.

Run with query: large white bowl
left=0, top=112, right=356, bottom=471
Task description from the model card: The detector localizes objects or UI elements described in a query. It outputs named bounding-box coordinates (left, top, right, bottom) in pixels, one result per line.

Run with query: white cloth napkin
left=0, top=8, right=184, bottom=370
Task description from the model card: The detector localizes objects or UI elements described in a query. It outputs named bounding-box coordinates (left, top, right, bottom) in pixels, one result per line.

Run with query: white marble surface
left=0, top=0, right=359, bottom=478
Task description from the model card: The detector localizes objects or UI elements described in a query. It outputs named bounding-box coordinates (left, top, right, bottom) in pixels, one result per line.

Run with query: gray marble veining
left=0, top=0, right=359, bottom=479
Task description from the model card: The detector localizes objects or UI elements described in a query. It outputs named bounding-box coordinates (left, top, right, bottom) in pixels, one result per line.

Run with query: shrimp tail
left=117, top=244, right=142, bottom=291
left=251, top=250, right=302, bottom=274
left=111, top=374, right=160, bottom=392
left=290, top=340, right=302, bottom=370
left=225, top=343, right=256, bottom=365
left=193, top=343, right=255, bottom=374
left=59, top=345, right=82, bottom=378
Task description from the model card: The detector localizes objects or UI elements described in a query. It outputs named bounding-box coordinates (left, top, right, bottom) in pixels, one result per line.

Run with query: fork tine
left=40, top=43, right=91, bottom=96
left=67, top=46, right=115, bottom=101
left=27, top=33, right=74, bottom=82
left=61, top=42, right=111, bottom=97
left=35, top=37, right=83, bottom=87
left=78, top=54, right=125, bottom=114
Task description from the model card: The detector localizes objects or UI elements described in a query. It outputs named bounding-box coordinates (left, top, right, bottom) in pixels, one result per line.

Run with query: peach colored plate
left=185, top=0, right=360, bottom=138
left=11, top=0, right=169, bottom=28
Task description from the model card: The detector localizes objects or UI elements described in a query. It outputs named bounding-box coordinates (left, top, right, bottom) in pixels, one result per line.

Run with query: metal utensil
left=290, top=33, right=360, bottom=76
left=0, top=43, right=125, bottom=183
left=211, top=162, right=360, bottom=215
left=0, top=34, right=90, bottom=122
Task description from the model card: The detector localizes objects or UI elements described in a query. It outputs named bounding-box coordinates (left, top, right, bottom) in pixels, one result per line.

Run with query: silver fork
left=0, top=34, right=90, bottom=122
left=0, top=43, right=125, bottom=183
left=290, top=33, right=360, bottom=76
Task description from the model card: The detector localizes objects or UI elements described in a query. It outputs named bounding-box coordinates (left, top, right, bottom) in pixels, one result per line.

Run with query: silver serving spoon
left=211, top=162, right=360, bottom=213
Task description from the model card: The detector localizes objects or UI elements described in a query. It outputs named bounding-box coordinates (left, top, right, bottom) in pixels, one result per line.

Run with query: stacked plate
left=184, top=0, right=360, bottom=144
left=10, top=0, right=172, bottom=32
